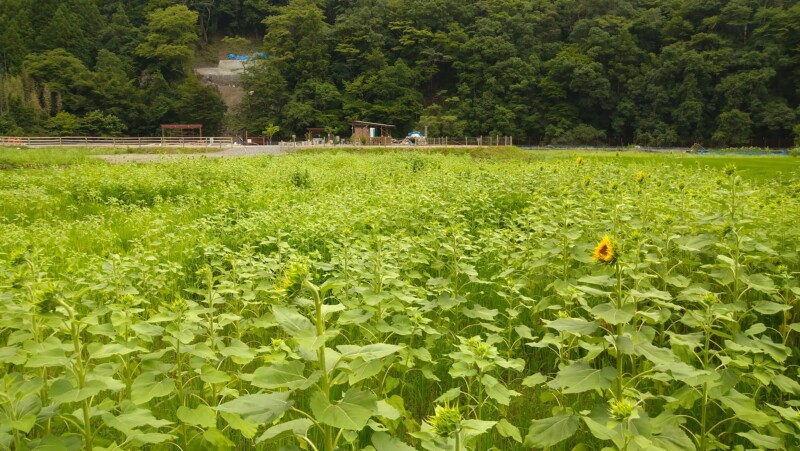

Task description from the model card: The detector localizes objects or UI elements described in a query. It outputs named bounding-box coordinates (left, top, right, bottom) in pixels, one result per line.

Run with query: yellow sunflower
left=593, top=235, right=615, bottom=264
left=636, top=170, right=645, bottom=183
left=576, top=157, right=583, bottom=165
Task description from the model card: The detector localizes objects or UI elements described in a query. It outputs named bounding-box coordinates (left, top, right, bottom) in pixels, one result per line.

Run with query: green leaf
left=50, top=379, right=107, bottom=403
left=481, top=374, right=520, bottom=406
left=88, top=343, right=143, bottom=360
left=176, top=405, right=216, bottom=428
left=752, top=301, right=790, bottom=315
left=200, top=364, right=232, bottom=385
left=461, top=419, right=496, bottom=439
left=251, top=361, right=317, bottom=390
left=524, top=414, right=580, bottom=448
left=715, top=389, right=775, bottom=428
left=522, top=373, right=547, bottom=387
left=463, top=304, right=498, bottom=320
left=547, top=362, right=616, bottom=394
left=434, top=387, right=461, bottom=403
left=337, top=343, right=403, bottom=361
left=742, top=273, right=775, bottom=293
left=219, top=339, right=256, bottom=364
left=310, top=388, right=377, bottom=431
left=772, top=374, right=800, bottom=395
left=346, top=358, right=385, bottom=384
left=496, top=418, right=522, bottom=443
left=104, top=406, right=172, bottom=435
left=664, top=275, right=690, bottom=288
left=131, top=373, right=175, bottom=405
left=0, top=346, right=26, bottom=365
left=375, top=400, right=401, bottom=420
left=219, top=412, right=259, bottom=439
left=544, top=318, right=599, bottom=336
left=371, top=432, right=417, bottom=450
left=272, top=305, right=315, bottom=338
left=650, top=424, right=696, bottom=451
left=582, top=414, right=623, bottom=443
left=736, top=430, right=783, bottom=449
left=131, top=432, right=175, bottom=444
left=256, top=419, right=314, bottom=443
left=591, top=302, right=635, bottom=325
left=578, top=275, right=616, bottom=287
left=11, top=415, right=36, bottom=433
left=675, top=235, right=714, bottom=252
left=24, top=341, right=68, bottom=368
left=202, top=429, right=234, bottom=449
left=215, top=392, right=293, bottom=423
left=575, top=285, right=612, bottom=296
left=634, top=341, right=678, bottom=366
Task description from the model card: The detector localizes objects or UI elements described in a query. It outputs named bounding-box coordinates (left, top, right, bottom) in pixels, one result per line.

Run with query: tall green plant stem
left=699, top=306, right=712, bottom=451
left=615, top=260, right=624, bottom=400
left=57, top=299, right=92, bottom=451
left=305, top=280, right=334, bottom=451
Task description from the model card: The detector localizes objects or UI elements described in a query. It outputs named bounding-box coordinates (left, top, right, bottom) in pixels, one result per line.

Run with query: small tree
left=263, top=123, right=280, bottom=144
left=221, top=36, right=251, bottom=56
left=793, top=123, right=800, bottom=146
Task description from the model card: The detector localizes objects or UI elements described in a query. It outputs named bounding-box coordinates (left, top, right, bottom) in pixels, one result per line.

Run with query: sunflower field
left=1, top=148, right=799, bottom=450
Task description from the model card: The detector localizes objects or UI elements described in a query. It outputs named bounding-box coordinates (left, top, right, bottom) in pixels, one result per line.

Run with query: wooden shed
left=350, top=121, right=395, bottom=145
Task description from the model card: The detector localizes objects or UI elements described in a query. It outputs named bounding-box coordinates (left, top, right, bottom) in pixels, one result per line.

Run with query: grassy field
left=0, top=148, right=799, bottom=450
left=0, top=146, right=222, bottom=168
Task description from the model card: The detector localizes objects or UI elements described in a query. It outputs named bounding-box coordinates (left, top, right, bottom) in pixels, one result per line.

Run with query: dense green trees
left=2, top=0, right=800, bottom=145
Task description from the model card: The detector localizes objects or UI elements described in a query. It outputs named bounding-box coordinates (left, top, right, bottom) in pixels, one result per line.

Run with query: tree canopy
left=2, top=0, right=800, bottom=146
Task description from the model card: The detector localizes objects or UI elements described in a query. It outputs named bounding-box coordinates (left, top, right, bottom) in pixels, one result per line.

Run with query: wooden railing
left=279, top=136, right=515, bottom=148
left=0, top=136, right=234, bottom=147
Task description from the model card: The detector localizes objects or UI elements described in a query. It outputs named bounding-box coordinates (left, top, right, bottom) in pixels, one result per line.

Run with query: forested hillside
left=2, top=0, right=800, bottom=146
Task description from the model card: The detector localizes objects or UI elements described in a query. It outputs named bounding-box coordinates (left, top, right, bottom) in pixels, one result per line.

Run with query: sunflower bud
left=277, top=260, right=309, bottom=297
left=428, top=404, right=461, bottom=437
left=702, top=293, right=718, bottom=305
left=609, top=398, right=637, bottom=420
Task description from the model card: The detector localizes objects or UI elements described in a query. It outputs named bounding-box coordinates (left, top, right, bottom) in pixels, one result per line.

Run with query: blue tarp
left=228, top=53, right=268, bottom=61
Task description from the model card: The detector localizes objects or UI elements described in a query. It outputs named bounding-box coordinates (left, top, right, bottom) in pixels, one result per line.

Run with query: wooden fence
left=0, top=136, right=234, bottom=147
left=425, top=136, right=513, bottom=146
left=278, top=136, right=514, bottom=148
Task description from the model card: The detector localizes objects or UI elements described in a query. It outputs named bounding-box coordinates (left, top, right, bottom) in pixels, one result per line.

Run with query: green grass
left=509, top=148, right=800, bottom=183
left=0, top=146, right=223, bottom=167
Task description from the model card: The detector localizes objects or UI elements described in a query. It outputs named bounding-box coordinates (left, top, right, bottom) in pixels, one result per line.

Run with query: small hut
left=160, top=124, right=203, bottom=145
left=350, top=121, right=395, bottom=145
left=307, top=127, right=327, bottom=144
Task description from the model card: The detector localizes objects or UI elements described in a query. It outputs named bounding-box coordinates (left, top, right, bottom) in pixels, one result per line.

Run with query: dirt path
left=94, top=145, right=289, bottom=164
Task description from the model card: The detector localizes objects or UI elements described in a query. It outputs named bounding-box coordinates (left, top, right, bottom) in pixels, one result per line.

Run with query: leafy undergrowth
left=0, top=151, right=799, bottom=450
left=0, top=147, right=106, bottom=167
